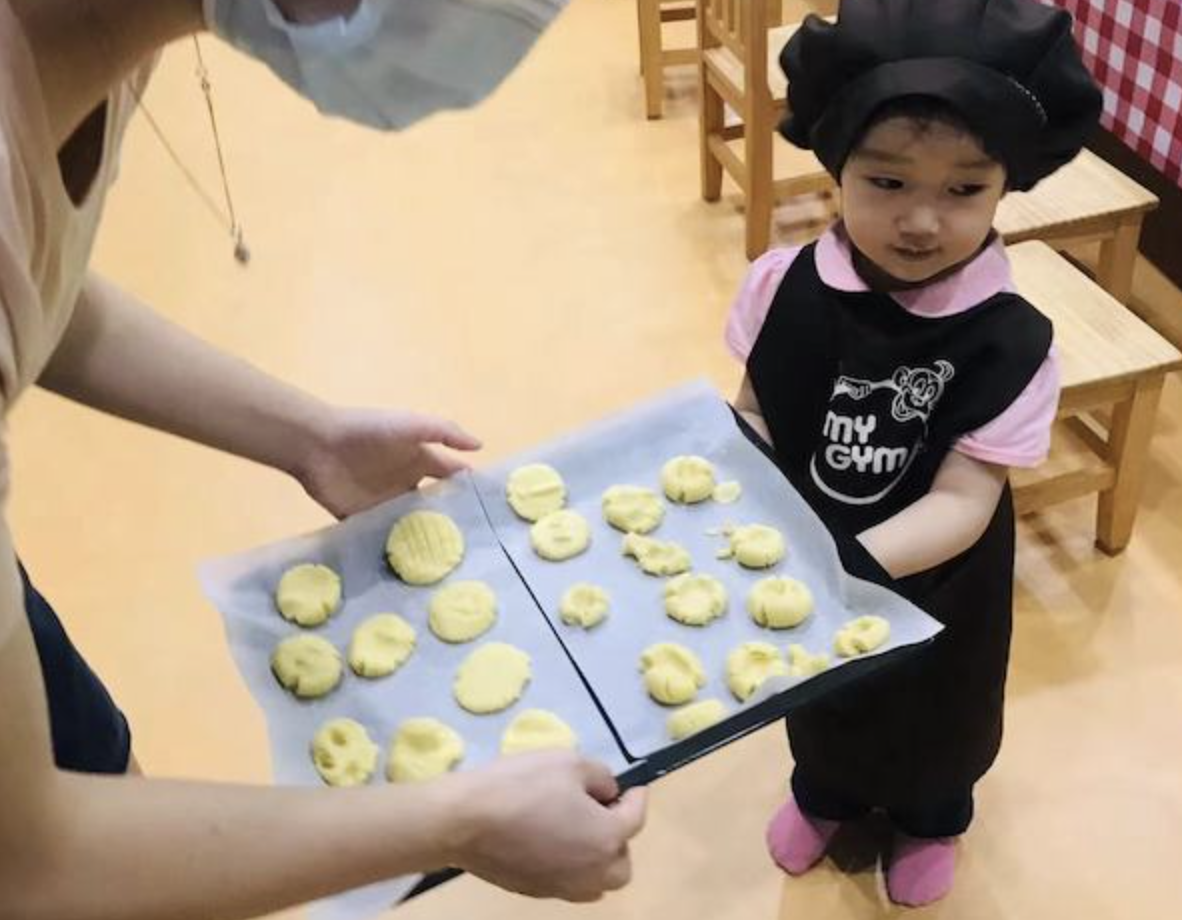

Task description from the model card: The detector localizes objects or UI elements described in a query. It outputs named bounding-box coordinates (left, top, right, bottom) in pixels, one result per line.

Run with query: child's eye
left=867, top=177, right=903, bottom=191
left=949, top=184, right=987, bottom=197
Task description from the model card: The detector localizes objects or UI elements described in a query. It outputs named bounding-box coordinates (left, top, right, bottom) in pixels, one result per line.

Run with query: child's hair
left=848, top=96, right=1010, bottom=187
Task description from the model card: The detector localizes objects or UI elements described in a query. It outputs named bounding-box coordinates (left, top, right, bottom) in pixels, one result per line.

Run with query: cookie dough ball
left=559, top=583, right=610, bottom=629
left=834, top=615, right=891, bottom=657
left=386, top=717, right=465, bottom=783
left=725, top=641, right=789, bottom=702
left=271, top=634, right=343, bottom=699
left=639, top=642, right=706, bottom=705
left=386, top=510, right=465, bottom=586
left=720, top=524, right=786, bottom=569
left=747, top=577, right=814, bottom=629
left=311, top=718, right=379, bottom=787
left=428, top=581, right=497, bottom=643
left=667, top=698, right=727, bottom=741
left=454, top=642, right=532, bottom=714
left=530, top=510, right=591, bottom=562
left=664, top=573, right=728, bottom=626
left=275, top=563, right=342, bottom=627
left=661, top=455, right=717, bottom=504
left=349, top=613, right=417, bottom=678
left=500, top=709, right=578, bottom=755
left=506, top=463, right=566, bottom=522
left=787, top=644, right=831, bottom=678
left=712, top=480, right=742, bottom=503
left=622, top=533, right=692, bottom=576
left=601, top=485, right=665, bottom=534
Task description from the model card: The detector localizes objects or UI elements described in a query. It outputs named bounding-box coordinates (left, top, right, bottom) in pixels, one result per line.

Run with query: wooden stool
left=997, top=150, right=1159, bottom=305
left=637, top=0, right=698, bottom=119
left=1008, top=241, right=1181, bottom=553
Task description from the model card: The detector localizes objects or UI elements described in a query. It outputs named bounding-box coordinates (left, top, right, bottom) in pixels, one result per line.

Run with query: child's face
left=839, top=117, right=1007, bottom=285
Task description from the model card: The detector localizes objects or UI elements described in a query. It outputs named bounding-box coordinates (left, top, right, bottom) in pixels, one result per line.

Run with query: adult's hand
left=296, top=407, right=481, bottom=518
left=442, top=751, right=648, bottom=902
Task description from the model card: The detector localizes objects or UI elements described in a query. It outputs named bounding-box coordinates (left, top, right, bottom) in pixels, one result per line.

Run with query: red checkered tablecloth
left=1046, top=0, right=1182, bottom=189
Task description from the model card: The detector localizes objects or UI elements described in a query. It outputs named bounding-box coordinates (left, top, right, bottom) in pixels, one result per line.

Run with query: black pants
left=21, top=563, right=131, bottom=774
left=792, top=767, right=974, bottom=839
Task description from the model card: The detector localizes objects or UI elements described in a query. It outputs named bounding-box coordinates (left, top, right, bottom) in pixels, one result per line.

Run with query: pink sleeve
left=954, top=347, right=1060, bottom=468
left=724, top=247, right=803, bottom=362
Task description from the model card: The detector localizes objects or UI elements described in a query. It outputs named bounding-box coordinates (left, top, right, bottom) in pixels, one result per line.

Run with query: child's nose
left=898, top=206, right=939, bottom=240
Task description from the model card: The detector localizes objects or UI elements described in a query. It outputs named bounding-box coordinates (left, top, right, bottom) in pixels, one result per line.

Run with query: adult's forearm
left=40, top=273, right=330, bottom=477
left=4, top=770, right=459, bottom=920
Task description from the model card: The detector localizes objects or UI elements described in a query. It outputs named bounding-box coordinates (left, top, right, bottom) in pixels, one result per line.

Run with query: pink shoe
left=765, top=797, right=841, bottom=875
left=886, top=833, right=958, bottom=907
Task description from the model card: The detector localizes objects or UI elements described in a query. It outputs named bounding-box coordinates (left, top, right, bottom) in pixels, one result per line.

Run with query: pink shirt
left=725, top=225, right=1059, bottom=468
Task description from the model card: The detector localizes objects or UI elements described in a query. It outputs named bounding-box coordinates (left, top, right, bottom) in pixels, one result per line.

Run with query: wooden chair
left=1008, top=242, right=1181, bottom=553
left=697, top=0, right=834, bottom=259
left=638, top=0, right=699, bottom=119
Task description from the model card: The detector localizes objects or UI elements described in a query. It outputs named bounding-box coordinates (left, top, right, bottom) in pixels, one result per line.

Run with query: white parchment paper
left=473, top=381, right=943, bottom=761
left=199, top=475, right=626, bottom=920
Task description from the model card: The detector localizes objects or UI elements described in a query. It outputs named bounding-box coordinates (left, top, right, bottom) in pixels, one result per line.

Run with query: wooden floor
left=8, top=1, right=1181, bottom=917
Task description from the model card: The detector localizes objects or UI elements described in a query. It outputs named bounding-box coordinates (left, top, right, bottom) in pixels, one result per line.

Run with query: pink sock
left=886, top=833, right=958, bottom=907
left=765, top=797, right=841, bottom=875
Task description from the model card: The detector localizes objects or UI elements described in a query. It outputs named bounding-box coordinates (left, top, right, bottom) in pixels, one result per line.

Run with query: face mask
left=204, top=0, right=570, bottom=130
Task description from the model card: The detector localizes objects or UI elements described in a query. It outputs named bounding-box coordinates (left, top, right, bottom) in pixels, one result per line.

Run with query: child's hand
left=295, top=407, right=481, bottom=518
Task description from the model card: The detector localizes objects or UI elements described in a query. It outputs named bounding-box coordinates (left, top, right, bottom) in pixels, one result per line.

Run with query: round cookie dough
left=834, top=615, right=891, bottom=657
left=667, top=698, right=727, bottom=741
left=271, top=634, right=343, bottom=699
left=664, top=573, right=728, bottom=626
left=661, top=455, right=717, bottom=504
left=386, top=510, right=465, bottom=586
left=719, top=524, right=785, bottom=569
left=275, top=563, right=342, bottom=627
left=639, top=642, right=706, bottom=705
left=787, top=644, right=831, bottom=678
left=725, top=641, right=789, bottom=702
left=622, top=533, right=692, bottom=576
left=454, top=642, right=532, bottom=714
left=601, top=485, right=665, bottom=534
left=712, top=480, right=743, bottom=504
left=530, top=510, right=591, bottom=562
left=500, top=709, right=578, bottom=755
left=349, top=613, right=417, bottom=678
left=311, top=718, right=379, bottom=787
left=506, top=463, right=567, bottom=522
left=747, top=577, right=814, bottom=629
left=428, top=581, right=498, bottom=643
left=559, top=583, right=611, bottom=629
left=386, top=717, right=465, bottom=783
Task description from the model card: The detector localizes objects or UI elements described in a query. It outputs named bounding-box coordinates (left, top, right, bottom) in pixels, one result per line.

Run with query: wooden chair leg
left=1096, top=215, right=1144, bottom=305
left=1096, top=374, right=1165, bottom=554
left=744, top=107, right=774, bottom=259
left=699, top=77, right=725, bottom=201
left=639, top=0, right=665, bottom=119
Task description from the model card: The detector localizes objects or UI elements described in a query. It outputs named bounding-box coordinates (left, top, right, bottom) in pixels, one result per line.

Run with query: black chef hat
left=779, top=0, right=1103, bottom=191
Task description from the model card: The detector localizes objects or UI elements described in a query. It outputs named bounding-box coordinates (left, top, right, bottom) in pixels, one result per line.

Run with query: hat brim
left=794, top=57, right=1047, bottom=184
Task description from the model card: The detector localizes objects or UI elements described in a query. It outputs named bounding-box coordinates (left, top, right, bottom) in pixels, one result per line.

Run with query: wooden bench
left=997, top=150, right=1159, bottom=305
left=1008, top=241, right=1181, bottom=553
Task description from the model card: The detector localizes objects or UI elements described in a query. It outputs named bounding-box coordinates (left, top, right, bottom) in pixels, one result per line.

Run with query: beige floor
left=9, top=1, right=1182, bottom=917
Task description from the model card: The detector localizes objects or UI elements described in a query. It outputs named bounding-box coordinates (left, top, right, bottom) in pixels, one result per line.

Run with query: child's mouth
left=892, top=246, right=940, bottom=262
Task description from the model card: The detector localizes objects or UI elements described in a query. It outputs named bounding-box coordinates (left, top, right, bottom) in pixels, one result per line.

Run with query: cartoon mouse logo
left=832, top=360, right=954, bottom=424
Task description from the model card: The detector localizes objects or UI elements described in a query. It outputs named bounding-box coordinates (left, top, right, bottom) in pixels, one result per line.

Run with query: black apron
left=746, top=244, right=1051, bottom=809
